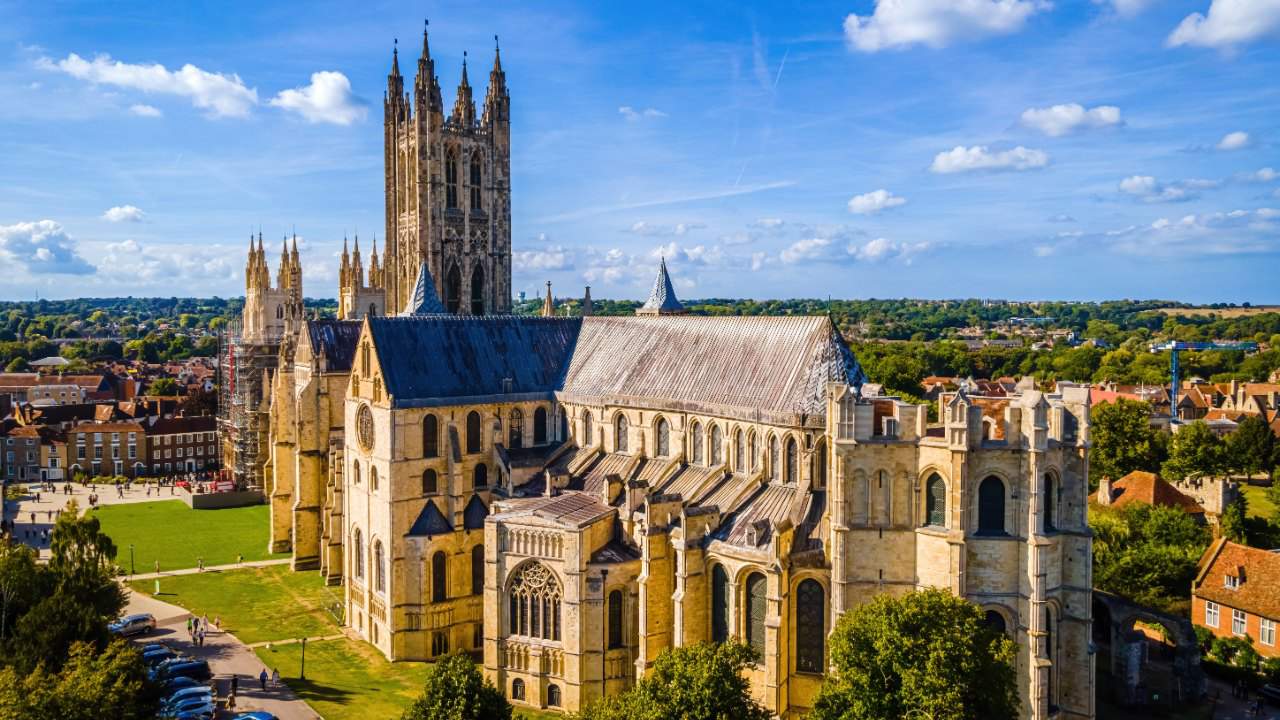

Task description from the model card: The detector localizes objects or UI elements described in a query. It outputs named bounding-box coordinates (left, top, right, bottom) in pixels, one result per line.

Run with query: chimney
left=1097, top=476, right=1113, bottom=506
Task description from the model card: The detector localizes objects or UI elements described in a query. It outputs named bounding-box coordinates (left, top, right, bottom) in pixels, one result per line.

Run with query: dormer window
left=1224, top=573, right=1242, bottom=590
left=881, top=417, right=899, bottom=437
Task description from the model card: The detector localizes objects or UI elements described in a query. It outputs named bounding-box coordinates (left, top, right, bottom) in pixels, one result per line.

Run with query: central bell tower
left=384, top=22, right=512, bottom=315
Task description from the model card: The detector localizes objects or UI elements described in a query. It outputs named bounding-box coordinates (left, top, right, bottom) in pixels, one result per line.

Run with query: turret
left=414, top=20, right=443, bottom=120
left=582, top=286, right=593, bottom=317
left=541, top=281, right=554, bottom=317
left=369, top=235, right=383, bottom=289
left=636, top=258, right=686, bottom=316
left=385, top=40, right=408, bottom=125
left=451, top=53, right=476, bottom=127
left=351, top=234, right=365, bottom=287
left=340, top=236, right=350, bottom=287
left=483, top=35, right=510, bottom=128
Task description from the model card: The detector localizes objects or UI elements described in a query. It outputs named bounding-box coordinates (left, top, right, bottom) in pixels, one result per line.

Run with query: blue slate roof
left=463, top=495, right=489, bottom=530
left=406, top=500, right=453, bottom=537
left=305, top=320, right=362, bottom=371
left=402, top=262, right=447, bottom=316
left=639, top=258, right=685, bottom=313
left=368, top=316, right=583, bottom=407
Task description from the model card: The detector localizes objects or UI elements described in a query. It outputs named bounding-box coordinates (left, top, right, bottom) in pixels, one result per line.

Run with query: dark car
left=1261, top=684, right=1280, bottom=706
left=163, top=686, right=213, bottom=707
left=154, top=660, right=212, bottom=682
left=108, top=613, right=156, bottom=637
left=161, top=676, right=203, bottom=694
left=164, top=694, right=215, bottom=714
left=169, top=701, right=215, bottom=720
left=143, top=647, right=179, bottom=666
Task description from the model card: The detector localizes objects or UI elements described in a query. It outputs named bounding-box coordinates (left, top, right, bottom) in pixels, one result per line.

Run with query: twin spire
left=386, top=20, right=507, bottom=128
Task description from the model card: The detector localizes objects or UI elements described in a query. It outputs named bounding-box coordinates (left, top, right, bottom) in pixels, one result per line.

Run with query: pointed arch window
left=977, top=476, right=1006, bottom=536
left=734, top=430, right=745, bottom=472
left=926, top=473, right=947, bottom=528
left=785, top=437, right=798, bottom=484
left=814, top=440, right=827, bottom=488
left=769, top=436, right=781, bottom=482
left=656, top=418, right=670, bottom=457
left=796, top=579, right=825, bottom=673
left=615, top=414, right=628, bottom=453
left=445, top=149, right=459, bottom=209
left=507, top=562, right=562, bottom=641
left=371, top=466, right=379, bottom=491
left=352, top=527, right=365, bottom=580
left=582, top=410, right=594, bottom=446
left=474, top=463, right=488, bottom=489
left=691, top=422, right=703, bottom=464
left=607, top=590, right=624, bottom=649
left=422, top=468, right=438, bottom=495
left=472, top=545, right=485, bottom=596
left=508, top=408, right=523, bottom=449
left=1043, top=473, right=1058, bottom=533
left=466, top=411, right=481, bottom=454
left=352, top=459, right=361, bottom=487
left=445, top=265, right=461, bottom=314
left=711, top=564, right=730, bottom=643
left=745, top=572, right=767, bottom=657
left=748, top=432, right=757, bottom=472
left=710, top=424, right=723, bottom=466
left=534, top=407, right=547, bottom=445
left=470, top=265, right=485, bottom=315
left=469, top=153, right=483, bottom=210
left=432, top=551, right=447, bottom=602
left=374, top=539, right=386, bottom=593
left=423, top=414, right=439, bottom=458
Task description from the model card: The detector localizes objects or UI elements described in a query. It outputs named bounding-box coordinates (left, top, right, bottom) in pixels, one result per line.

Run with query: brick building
left=143, top=415, right=218, bottom=474
left=68, top=421, right=147, bottom=479
left=1192, top=539, right=1280, bottom=658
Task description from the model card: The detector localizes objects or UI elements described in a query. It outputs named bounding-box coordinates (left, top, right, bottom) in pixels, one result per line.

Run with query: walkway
left=127, top=557, right=290, bottom=581
left=125, top=586, right=322, bottom=720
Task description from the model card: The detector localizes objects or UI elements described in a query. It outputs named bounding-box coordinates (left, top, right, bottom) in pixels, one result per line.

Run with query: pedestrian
left=29, top=512, right=34, bottom=524
left=213, top=616, right=221, bottom=630
left=271, top=668, right=279, bottom=685
left=35, top=491, right=40, bottom=502
left=237, top=553, right=243, bottom=566
left=227, top=693, right=236, bottom=712
left=259, top=669, right=268, bottom=691
left=230, top=675, right=238, bottom=695
left=197, top=557, right=204, bottom=572
left=154, top=559, right=160, bottom=574
left=187, top=617, right=193, bottom=635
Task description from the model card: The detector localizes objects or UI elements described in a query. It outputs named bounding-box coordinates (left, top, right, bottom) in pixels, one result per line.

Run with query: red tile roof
left=1092, top=470, right=1205, bottom=515
left=1194, top=539, right=1280, bottom=621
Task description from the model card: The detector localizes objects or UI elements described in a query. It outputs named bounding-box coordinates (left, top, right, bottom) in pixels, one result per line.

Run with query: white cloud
left=847, top=189, right=907, bottom=215
left=844, top=0, right=1050, bottom=52
left=1094, top=0, right=1154, bottom=17
left=0, top=220, right=96, bottom=275
left=750, top=252, right=767, bottom=271
left=1118, top=175, right=1217, bottom=203
left=618, top=106, right=666, bottom=121
left=102, top=205, right=145, bottom=223
left=626, top=221, right=706, bottom=236
left=129, top=103, right=162, bottom=117
left=930, top=145, right=1049, bottom=174
left=41, top=53, right=258, bottom=118
left=1217, top=130, right=1250, bottom=150
left=1247, top=167, right=1278, bottom=182
left=269, top=71, right=365, bottom=125
left=100, top=238, right=235, bottom=283
left=514, top=240, right=574, bottom=272
left=1020, top=103, right=1122, bottom=136
left=780, top=237, right=834, bottom=264
left=1167, top=0, right=1280, bottom=49
left=848, top=237, right=931, bottom=262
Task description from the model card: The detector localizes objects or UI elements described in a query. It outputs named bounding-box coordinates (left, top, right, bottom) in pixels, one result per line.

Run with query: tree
left=1226, top=415, right=1276, bottom=476
left=1162, top=421, right=1227, bottom=482
left=1090, top=399, right=1164, bottom=486
left=574, top=642, right=770, bottom=720
left=0, top=640, right=156, bottom=720
left=400, top=653, right=509, bottom=720
left=1219, top=497, right=1248, bottom=544
left=810, top=588, right=1018, bottom=720
left=146, top=377, right=179, bottom=396
left=1090, top=503, right=1211, bottom=614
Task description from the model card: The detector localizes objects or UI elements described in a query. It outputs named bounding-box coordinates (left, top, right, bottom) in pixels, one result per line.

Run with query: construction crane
left=1149, top=340, right=1258, bottom=422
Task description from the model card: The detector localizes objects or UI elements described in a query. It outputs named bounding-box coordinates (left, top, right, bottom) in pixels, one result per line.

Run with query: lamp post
left=300, top=636, right=307, bottom=680
left=129, top=543, right=135, bottom=577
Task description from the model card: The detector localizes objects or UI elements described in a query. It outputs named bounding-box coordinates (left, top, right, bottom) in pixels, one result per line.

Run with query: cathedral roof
left=402, top=262, right=447, bottom=316
left=636, top=258, right=685, bottom=315
left=406, top=500, right=453, bottom=537
left=304, top=320, right=363, bottom=372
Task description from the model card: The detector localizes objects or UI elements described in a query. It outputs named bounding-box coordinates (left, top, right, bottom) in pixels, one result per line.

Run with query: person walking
left=259, top=669, right=268, bottom=692
left=271, top=668, right=279, bottom=686
left=230, top=675, right=238, bottom=696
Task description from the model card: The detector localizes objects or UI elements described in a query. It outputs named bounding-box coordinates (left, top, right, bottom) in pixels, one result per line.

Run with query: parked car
left=164, top=694, right=215, bottom=714
left=140, top=643, right=168, bottom=654
left=142, top=647, right=179, bottom=666
left=168, top=701, right=215, bottom=720
left=162, top=686, right=213, bottom=707
left=160, top=676, right=203, bottom=694
left=152, top=659, right=212, bottom=682
left=233, top=713, right=279, bottom=720
left=108, top=613, right=155, bottom=637
left=1261, top=684, right=1280, bottom=706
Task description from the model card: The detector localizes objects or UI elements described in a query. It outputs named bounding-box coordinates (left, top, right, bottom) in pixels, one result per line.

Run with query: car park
left=108, top=613, right=156, bottom=637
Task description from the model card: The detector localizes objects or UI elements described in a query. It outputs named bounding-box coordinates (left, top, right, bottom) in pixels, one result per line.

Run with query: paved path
left=127, top=557, right=290, bottom=581
left=1200, top=677, right=1280, bottom=720
left=125, top=586, right=322, bottom=720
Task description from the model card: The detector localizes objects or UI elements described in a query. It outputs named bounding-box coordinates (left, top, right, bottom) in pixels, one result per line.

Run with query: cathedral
left=241, top=24, right=1096, bottom=720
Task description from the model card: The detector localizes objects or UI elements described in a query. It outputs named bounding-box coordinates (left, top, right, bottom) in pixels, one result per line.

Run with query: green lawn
left=255, top=639, right=429, bottom=720
left=128, top=565, right=342, bottom=645
left=90, top=499, right=284, bottom=571
left=1241, top=484, right=1275, bottom=520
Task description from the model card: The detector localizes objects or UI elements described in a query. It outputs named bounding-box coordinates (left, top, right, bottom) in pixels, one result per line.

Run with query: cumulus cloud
left=129, top=103, right=162, bottom=117
left=102, top=205, right=145, bottom=223
left=1118, top=175, right=1218, bottom=203
left=844, top=0, right=1050, bottom=52
left=40, top=53, right=258, bottom=118
left=0, top=220, right=96, bottom=275
left=618, top=106, right=666, bottom=121
left=1168, top=0, right=1280, bottom=50
left=780, top=237, right=834, bottom=264
left=1217, top=131, right=1250, bottom=150
left=1039, top=207, right=1279, bottom=257
left=514, top=238, right=574, bottom=272
left=848, top=237, right=930, bottom=262
left=847, top=189, right=907, bottom=215
left=1020, top=103, right=1122, bottom=136
left=100, top=238, right=235, bottom=283
left=930, top=145, right=1049, bottom=174
left=625, top=221, right=706, bottom=236
left=1247, top=167, right=1278, bottom=182
left=269, top=71, right=365, bottom=125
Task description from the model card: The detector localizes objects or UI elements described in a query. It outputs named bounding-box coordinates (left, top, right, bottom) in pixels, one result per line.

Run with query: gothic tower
left=384, top=23, right=512, bottom=315
left=338, top=234, right=386, bottom=320
left=243, top=232, right=304, bottom=342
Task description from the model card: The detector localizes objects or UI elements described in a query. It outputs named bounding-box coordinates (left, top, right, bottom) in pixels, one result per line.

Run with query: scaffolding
left=217, top=319, right=282, bottom=489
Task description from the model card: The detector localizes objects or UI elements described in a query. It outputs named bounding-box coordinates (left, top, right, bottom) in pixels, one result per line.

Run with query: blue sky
left=1, top=0, right=1278, bottom=303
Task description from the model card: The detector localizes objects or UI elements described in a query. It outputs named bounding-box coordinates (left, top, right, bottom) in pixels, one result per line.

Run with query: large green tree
left=574, top=642, right=770, bottom=720
left=400, top=653, right=509, bottom=720
left=0, top=640, right=156, bottom=720
left=1089, top=399, right=1165, bottom=486
left=810, top=588, right=1018, bottom=720
left=1226, top=415, right=1276, bottom=476
left=1162, top=421, right=1228, bottom=482
left=1090, top=503, right=1211, bottom=614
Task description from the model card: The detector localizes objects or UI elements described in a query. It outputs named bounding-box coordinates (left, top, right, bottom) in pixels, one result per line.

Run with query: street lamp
left=300, top=636, right=307, bottom=681
left=129, top=544, right=135, bottom=577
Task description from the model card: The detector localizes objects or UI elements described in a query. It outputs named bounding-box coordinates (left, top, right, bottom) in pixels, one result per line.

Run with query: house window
left=748, top=432, right=757, bottom=472
left=507, top=562, right=561, bottom=641
left=466, top=411, right=481, bottom=454
left=691, top=422, right=703, bottom=464
left=423, top=414, right=439, bottom=458
left=473, top=622, right=483, bottom=649
left=432, top=551, right=447, bottom=603
left=710, top=424, right=723, bottom=466
left=926, top=474, right=947, bottom=528
left=795, top=579, right=825, bottom=673
left=511, top=679, right=525, bottom=701
left=371, top=466, right=379, bottom=491
left=745, top=572, right=767, bottom=658
left=352, top=528, right=364, bottom=580
left=547, top=684, right=561, bottom=707
left=473, top=463, right=488, bottom=489
left=977, top=476, right=1006, bottom=536
left=1205, top=601, right=1219, bottom=628
left=422, top=469, right=437, bottom=494
left=1261, top=618, right=1275, bottom=647
left=1233, top=609, right=1247, bottom=636
left=655, top=418, right=670, bottom=457
left=508, top=408, right=523, bottom=449
left=614, top=414, right=628, bottom=453
left=445, top=150, right=459, bottom=209
left=352, top=459, right=361, bottom=486
left=985, top=610, right=1008, bottom=635
left=472, top=545, right=484, bottom=596
left=711, top=565, right=730, bottom=643
left=608, top=589, right=624, bottom=649
left=469, top=153, right=483, bottom=211
left=534, top=407, right=547, bottom=445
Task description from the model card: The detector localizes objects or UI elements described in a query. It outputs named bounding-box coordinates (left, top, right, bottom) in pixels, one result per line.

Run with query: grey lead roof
left=639, top=257, right=684, bottom=313
left=402, top=261, right=447, bottom=316
left=305, top=320, right=363, bottom=371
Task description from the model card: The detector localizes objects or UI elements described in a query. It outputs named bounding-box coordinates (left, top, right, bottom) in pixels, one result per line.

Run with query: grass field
left=91, top=499, right=284, bottom=571
left=128, top=565, right=342, bottom=645
left=1242, top=484, right=1275, bottom=520
left=1157, top=306, right=1280, bottom=318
